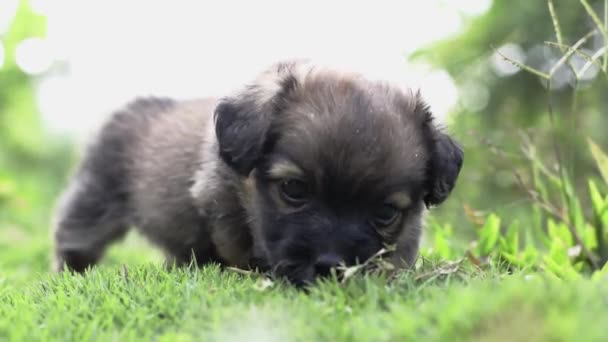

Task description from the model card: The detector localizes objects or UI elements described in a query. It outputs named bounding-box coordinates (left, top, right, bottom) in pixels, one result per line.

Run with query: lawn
left=1, top=226, right=608, bottom=342
left=1, top=152, right=608, bottom=342
left=2, top=1, right=608, bottom=340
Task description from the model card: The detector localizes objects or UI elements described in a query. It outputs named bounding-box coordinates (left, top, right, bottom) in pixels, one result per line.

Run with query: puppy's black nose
left=314, top=254, right=343, bottom=277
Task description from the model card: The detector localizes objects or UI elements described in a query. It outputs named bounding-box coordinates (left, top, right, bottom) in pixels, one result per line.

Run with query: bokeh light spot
left=460, top=82, right=490, bottom=113
left=15, top=37, right=54, bottom=75
left=491, top=43, right=526, bottom=77
left=450, top=0, right=493, bottom=17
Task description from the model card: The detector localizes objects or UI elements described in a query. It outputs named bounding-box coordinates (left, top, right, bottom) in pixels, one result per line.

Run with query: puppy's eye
left=279, top=179, right=308, bottom=205
left=372, top=204, right=400, bottom=227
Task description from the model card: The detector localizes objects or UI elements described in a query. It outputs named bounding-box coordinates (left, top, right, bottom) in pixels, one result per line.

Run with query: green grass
left=2, top=1, right=608, bottom=340
left=1, top=153, right=607, bottom=342
left=1, top=228, right=608, bottom=342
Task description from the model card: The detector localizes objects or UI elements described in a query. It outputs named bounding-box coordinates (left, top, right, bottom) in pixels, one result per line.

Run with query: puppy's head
left=214, top=60, right=463, bottom=285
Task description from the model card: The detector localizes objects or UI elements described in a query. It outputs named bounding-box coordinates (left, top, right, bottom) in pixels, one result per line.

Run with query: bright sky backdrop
left=1, top=0, right=493, bottom=140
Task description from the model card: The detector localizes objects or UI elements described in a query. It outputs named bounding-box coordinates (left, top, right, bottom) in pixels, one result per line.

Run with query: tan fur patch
left=267, top=160, right=304, bottom=180
left=387, top=192, right=412, bottom=209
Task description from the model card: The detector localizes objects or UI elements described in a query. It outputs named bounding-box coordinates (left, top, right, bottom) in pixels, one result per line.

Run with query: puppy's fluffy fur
left=52, top=60, right=463, bottom=285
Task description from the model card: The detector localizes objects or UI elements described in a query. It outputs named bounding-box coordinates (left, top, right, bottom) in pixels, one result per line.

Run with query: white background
left=1, top=0, right=493, bottom=140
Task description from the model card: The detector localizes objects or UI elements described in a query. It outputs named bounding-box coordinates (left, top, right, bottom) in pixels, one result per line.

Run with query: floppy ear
left=412, top=94, right=463, bottom=207
left=214, top=93, right=274, bottom=176
left=214, top=61, right=305, bottom=175
left=424, top=130, right=464, bottom=207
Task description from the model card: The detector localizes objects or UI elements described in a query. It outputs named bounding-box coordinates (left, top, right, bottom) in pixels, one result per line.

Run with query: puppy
left=52, top=60, right=463, bottom=285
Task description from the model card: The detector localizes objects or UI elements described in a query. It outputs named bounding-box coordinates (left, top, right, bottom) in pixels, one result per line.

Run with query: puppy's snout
left=314, top=253, right=343, bottom=277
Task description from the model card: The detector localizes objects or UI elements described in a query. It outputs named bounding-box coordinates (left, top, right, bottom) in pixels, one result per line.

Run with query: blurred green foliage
left=0, top=0, right=73, bottom=234
left=415, top=0, right=608, bottom=238
left=0, top=0, right=607, bottom=277
left=415, top=0, right=608, bottom=276
left=423, top=139, right=608, bottom=278
left=1, top=0, right=46, bottom=162
left=0, top=3, right=608, bottom=340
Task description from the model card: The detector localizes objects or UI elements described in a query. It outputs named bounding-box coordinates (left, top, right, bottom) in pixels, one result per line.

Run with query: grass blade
left=580, top=0, right=608, bottom=43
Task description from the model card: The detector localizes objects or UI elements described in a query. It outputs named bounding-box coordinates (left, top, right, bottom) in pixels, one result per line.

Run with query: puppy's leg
left=52, top=172, right=131, bottom=272
left=52, top=114, right=134, bottom=272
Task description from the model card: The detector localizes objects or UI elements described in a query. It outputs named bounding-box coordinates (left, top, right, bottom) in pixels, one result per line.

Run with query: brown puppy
left=52, top=60, right=463, bottom=285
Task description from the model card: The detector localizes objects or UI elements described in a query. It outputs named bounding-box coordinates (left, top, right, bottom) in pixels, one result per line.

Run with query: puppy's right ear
left=214, top=94, right=273, bottom=176
left=214, top=61, right=307, bottom=176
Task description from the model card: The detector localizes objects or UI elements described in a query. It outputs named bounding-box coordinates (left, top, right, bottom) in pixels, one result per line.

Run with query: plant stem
left=580, top=0, right=608, bottom=45
left=513, top=170, right=600, bottom=269
left=547, top=0, right=578, bottom=79
left=578, top=46, right=608, bottom=77
left=545, top=41, right=603, bottom=68
left=545, top=75, right=600, bottom=270
left=604, top=0, right=608, bottom=71
left=595, top=213, right=607, bottom=265
left=493, top=48, right=550, bottom=79
left=549, top=30, right=598, bottom=76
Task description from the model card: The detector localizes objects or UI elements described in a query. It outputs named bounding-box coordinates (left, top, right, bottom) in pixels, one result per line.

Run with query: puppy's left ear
left=414, top=92, right=464, bottom=208
left=424, top=130, right=464, bottom=207
left=411, top=94, right=463, bottom=207
left=214, top=61, right=305, bottom=176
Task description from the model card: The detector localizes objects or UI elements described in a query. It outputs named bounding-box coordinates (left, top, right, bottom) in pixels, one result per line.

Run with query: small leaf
left=547, top=219, right=559, bottom=240
left=543, top=255, right=580, bottom=280
left=500, top=251, right=524, bottom=268
left=477, top=213, right=501, bottom=256
left=341, top=265, right=361, bottom=282
left=521, top=245, right=539, bottom=267
left=377, top=260, right=395, bottom=271
left=463, top=204, right=485, bottom=226
left=432, top=222, right=453, bottom=259
left=589, top=179, right=605, bottom=216
left=583, top=223, right=598, bottom=250
left=588, top=138, right=608, bottom=184
left=253, top=278, right=275, bottom=291
left=437, top=260, right=462, bottom=275
left=548, top=219, right=574, bottom=246
left=559, top=222, right=575, bottom=246
left=547, top=238, right=569, bottom=266
left=466, top=250, right=482, bottom=266
left=569, top=193, right=587, bottom=239
left=505, top=220, right=520, bottom=255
